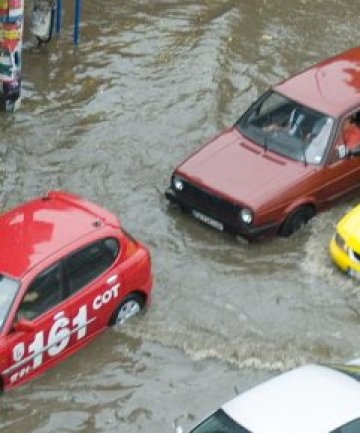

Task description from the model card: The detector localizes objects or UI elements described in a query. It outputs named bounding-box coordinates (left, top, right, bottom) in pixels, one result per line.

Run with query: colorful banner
left=0, top=22, right=21, bottom=50
left=0, top=0, right=8, bottom=22
left=8, top=0, right=22, bottom=21
left=0, top=0, right=8, bottom=13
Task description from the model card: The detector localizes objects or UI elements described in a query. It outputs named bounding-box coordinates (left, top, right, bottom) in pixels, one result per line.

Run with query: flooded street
left=2, top=0, right=360, bottom=431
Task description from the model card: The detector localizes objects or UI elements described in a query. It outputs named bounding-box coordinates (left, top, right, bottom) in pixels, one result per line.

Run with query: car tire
left=108, top=293, right=145, bottom=326
left=279, top=205, right=315, bottom=237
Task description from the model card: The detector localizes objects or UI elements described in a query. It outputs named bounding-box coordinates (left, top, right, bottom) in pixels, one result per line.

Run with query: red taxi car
left=165, top=46, right=360, bottom=240
left=0, top=191, right=152, bottom=391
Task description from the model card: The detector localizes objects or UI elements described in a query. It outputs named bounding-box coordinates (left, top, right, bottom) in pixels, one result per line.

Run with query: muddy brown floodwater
left=2, top=1, right=360, bottom=432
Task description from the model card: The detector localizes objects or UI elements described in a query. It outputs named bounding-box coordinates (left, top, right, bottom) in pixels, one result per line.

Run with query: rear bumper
left=165, top=188, right=278, bottom=240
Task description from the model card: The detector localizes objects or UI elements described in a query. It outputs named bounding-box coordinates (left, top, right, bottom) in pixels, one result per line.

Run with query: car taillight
left=122, top=228, right=139, bottom=244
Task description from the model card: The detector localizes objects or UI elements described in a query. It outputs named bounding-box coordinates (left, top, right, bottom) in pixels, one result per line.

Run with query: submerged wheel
left=279, top=206, right=315, bottom=237
left=109, top=293, right=145, bottom=326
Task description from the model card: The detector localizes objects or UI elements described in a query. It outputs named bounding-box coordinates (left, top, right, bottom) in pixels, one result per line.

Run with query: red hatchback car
left=166, top=46, right=360, bottom=240
left=0, top=191, right=152, bottom=391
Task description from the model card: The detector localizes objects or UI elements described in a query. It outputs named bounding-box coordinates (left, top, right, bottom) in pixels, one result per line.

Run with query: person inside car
left=342, top=113, right=360, bottom=150
left=263, top=108, right=305, bottom=137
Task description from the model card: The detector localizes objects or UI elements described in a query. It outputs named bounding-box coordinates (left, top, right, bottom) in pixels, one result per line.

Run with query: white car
left=183, top=363, right=360, bottom=433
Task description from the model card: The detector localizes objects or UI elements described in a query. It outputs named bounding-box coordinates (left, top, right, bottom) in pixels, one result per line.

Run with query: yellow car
left=330, top=204, right=360, bottom=279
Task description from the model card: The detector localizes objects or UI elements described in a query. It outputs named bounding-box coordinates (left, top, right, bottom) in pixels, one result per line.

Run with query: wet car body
left=187, top=363, right=360, bottom=433
left=330, top=202, right=360, bottom=280
left=0, top=191, right=152, bottom=391
left=165, top=46, right=360, bottom=240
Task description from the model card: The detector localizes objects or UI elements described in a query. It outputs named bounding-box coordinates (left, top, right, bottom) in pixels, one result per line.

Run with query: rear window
left=189, top=409, right=251, bottom=433
left=329, top=363, right=360, bottom=382
left=331, top=417, right=360, bottom=433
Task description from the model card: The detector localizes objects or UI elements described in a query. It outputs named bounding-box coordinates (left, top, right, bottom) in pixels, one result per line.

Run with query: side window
left=342, top=112, right=360, bottom=150
left=66, top=238, right=119, bottom=295
left=330, top=112, right=360, bottom=164
left=18, top=263, right=62, bottom=320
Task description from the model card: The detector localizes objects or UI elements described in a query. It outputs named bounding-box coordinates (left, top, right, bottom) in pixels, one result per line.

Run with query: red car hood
left=176, top=127, right=313, bottom=210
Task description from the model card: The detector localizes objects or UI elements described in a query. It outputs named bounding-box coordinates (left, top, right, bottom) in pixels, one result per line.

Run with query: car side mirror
left=337, top=144, right=347, bottom=159
left=13, top=317, right=35, bottom=333
left=348, top=145, right=360, bottom=157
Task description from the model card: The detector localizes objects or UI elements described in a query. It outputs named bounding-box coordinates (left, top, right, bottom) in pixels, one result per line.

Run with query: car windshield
left=0, top=275, right=19, bottom=331
left=189, top=409, right=251, bottom=433
left=237, top=91, right=334, bottom=165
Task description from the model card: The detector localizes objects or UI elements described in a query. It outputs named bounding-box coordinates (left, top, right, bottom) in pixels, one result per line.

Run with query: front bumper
left=329, top=236, right=360, bottom=276
left=165, top=187, right=278, bottom=240
left=329, top=236, right=348, bottom=272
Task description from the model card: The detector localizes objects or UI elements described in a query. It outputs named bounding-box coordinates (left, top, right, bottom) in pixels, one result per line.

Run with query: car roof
left=222, top=364, right=360, bottom=433
left=274, top=46, right=360, bottom=118
left=0, top=191, right=120, bottom=279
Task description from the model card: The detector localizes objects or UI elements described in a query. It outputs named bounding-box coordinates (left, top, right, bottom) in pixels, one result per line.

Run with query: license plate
left=191, top=210, right=224, bottom=231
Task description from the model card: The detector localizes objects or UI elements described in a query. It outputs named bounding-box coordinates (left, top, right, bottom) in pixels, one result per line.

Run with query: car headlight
left=240, top=208, right=253, bottom=224
left=173, top=176, right=184, bottom=191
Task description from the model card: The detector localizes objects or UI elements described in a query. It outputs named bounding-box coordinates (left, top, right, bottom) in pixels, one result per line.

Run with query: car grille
left=177, top=180, right=241, bottom=226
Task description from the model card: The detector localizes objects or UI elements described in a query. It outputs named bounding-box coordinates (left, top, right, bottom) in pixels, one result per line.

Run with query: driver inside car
left=263, top=108, right=305, bottom=136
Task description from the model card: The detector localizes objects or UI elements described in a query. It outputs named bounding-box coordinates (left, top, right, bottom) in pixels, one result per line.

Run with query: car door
left=321, top=115, right=360, bottom=205
left=3, top=262, right=73, bottom=388
left=63, top=237, right=121, bottom=352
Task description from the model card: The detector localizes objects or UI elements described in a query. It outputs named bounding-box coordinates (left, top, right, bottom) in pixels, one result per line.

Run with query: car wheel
left=279, top=206, right=315, bottom=237
left=109, top=293, right=145, bottom=326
